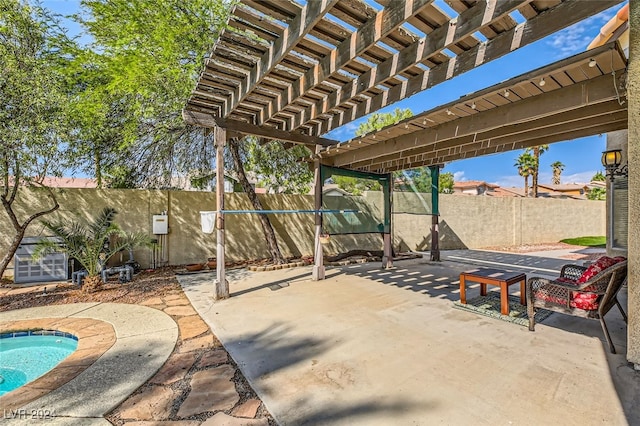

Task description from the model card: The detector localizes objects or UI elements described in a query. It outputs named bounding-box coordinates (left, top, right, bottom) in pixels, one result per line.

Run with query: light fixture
left=601, top=149, right=628, bottom=180
left=538, top=78, right=546, bottom=87
left=470, top=102, right=477, bottom=110
left=446, top=109, right=454, bottom=116
left=422, top=118, right=427, bottom=125
left=404, top=123, right=409, bottom=129
left=589, top=58, right=597, bottom=68
left=372, top=134, right=376, bottom=139
left=503, top=89, right=510, bottom=97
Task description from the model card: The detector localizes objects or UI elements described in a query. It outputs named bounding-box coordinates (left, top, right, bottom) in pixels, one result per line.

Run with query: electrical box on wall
left=152, top=215, right=169, bottom=234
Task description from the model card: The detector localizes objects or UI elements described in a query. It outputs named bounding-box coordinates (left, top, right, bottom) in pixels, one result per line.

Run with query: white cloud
left=562, top=171, right=599, bottom=184
left=453, top=171, right=466, bottom=181
left=495, top=174, right=524, bottom=188
left=546, top=9, right=616, bottom=57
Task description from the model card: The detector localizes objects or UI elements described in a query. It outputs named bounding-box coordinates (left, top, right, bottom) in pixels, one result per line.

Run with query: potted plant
left=34, top=207, right=151, bottom=292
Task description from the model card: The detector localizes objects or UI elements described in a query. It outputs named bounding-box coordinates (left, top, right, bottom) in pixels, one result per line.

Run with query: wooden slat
left=250, top=0, right=436, bottom=124
left=221, top=0, right=340, bottom=118
left=309, top=0, right=623, bottom=135
left=288, top=0, right=532, bottom=133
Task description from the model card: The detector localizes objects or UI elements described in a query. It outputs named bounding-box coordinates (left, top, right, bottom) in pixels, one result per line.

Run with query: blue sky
left=43, top=0, right=622, bottom=187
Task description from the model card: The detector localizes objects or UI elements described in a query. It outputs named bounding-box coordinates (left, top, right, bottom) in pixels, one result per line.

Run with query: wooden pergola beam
left=222, top=0, right=340, bottom=118
left=182, top=110, right=338, bottom=147
left=355, top=107, right=627, bottom=172
left=257, top=0, right=436, bottom=128
left=308, top=0, right=623, bottom=136
left=374, top=118, right=628, bottom=173
left=345, top=99, right=626, bottom=170
left=329, top=73, right=622, bottom=167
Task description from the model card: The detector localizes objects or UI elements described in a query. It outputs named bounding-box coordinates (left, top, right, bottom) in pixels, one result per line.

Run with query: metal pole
left=215, top=126, right=229, bottom=299
left=430, top=165, right=441, bottom=261
left=382, top=173, right=393, bottom=269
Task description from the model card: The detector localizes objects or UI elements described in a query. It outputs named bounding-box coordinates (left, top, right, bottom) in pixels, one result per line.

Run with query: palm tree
left=550, top=161, right=565, bottom=185
left=34, top=207, right=150, bottom=292
left=515, top=152, right=536, bottom=197
left=526, top=145, right=549, bottom=197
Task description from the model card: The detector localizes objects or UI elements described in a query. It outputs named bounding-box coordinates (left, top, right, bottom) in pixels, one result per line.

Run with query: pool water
left=0, top=333, right=78, bottom=396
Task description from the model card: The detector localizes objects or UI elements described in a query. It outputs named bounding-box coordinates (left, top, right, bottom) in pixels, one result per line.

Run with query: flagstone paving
left=0, top=280, right=273, bottom=425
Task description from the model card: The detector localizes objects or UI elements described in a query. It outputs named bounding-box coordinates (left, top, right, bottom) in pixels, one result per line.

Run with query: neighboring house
left=39, top=177, right=98, bottom=188
left=453, top=180, right=498, bottom=195
left=323, top=184, right=351, bottom=197
left=487, top=187, right=525, bottom=197
left=537, top=183, right=589, bottom=198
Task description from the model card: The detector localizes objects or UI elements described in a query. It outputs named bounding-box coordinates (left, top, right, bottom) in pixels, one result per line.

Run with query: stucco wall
left=0, top=188, right=605, bottom=276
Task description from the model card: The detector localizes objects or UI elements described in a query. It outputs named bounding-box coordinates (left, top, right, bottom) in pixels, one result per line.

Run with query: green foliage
left=69, top=0, right=233, bottom=188
left=35, top=207, right=151, bottom=277
left=356, top=108, right=413, bottom=136
left=592, top=171, right=606, bottom=182
left=560, top=236, right=606, bottom=247
left=0, top=0, right=73, bottom=182
left=550, top=161, right=565, bottom=185
left=515, top=152, right=536, bottom=197
left=334, top=109, right=413, bottom=195
left=332, top=175, right=381, bottom=196
left=245, top=138, right=313, bottom=194
left=587, top=186, right=606, bottom=201
left=439, top=172, right=454, bottom=194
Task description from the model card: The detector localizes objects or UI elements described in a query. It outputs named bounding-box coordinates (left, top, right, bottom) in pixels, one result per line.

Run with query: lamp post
left=601, top=149, right=628, bottom=180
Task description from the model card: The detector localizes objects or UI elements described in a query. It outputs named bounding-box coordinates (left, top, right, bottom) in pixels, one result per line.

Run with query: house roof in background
left=40, top=177, right=98, bottom=188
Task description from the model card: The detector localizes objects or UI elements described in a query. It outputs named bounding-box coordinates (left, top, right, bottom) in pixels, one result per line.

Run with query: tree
left=526, top=145, right=549, bottom=197
left=515, top=152, right=536, bottom=197
left=550, top=161, right=565, bottom=185
left=73, top=1, right=302, bottom=264
left=439, top=172, right=454, bottom=194
left=0, top=0, right=75, bottom=277
left=356, top=108, right=414, bottom=135
left=587, top=187, right=606, bottom=201
left=35, top=208, right=150, bottom=292
left=336, top=108, right=414, bottom=194
left=592, top=171, right=606, bottom=182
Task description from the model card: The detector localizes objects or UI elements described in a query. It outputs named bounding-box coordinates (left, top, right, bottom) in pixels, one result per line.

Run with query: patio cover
left=183, top=0, right=625, bottom=146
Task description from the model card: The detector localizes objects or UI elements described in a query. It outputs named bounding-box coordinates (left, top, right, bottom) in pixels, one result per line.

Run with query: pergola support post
left=312, top=153, right=325, bottom=280
left=430, top=166, right=441, bottom=261
left=214, top=126, right=229, bottom=300
left=382, top=173, right=393, bottom=269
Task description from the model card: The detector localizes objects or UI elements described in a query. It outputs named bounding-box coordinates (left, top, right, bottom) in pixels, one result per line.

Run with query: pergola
left=182, top=0, right=640, bottom=365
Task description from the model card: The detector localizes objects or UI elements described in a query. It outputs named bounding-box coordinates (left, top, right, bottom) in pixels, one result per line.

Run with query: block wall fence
left=0, top=188, right=605, bottom=274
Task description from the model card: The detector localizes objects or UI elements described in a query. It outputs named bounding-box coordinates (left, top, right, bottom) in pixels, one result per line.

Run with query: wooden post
left=382, top=173, right=393, bottom=269
left=214, top=126, right=229, bottom=299
left=312, top=150, right=325, bottom=280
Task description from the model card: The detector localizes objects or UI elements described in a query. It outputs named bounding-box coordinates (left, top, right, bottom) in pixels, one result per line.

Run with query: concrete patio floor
left=180, top=251, right=640, bottom=425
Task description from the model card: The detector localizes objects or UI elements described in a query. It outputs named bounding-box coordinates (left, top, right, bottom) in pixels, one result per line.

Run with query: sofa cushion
left=570, top=293, right=599, bottom=310
left=577, top=256, right=618, bottom=284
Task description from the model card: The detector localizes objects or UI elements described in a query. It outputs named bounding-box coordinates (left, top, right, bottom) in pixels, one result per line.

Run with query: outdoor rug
left=453, top=292, right=553, bottom=327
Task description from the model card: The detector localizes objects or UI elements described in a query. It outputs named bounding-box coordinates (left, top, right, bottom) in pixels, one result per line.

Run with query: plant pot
left=207, top=260, right=217, bottom=269
left=185, top=263, right=204, bottom=272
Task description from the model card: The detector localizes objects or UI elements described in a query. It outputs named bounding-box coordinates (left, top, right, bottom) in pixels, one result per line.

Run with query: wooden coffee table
left=459, top=269, right=527, bottom=315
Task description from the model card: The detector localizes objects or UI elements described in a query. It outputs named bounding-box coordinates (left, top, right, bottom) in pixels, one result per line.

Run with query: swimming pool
left=0, top=331, right=78, bottom=396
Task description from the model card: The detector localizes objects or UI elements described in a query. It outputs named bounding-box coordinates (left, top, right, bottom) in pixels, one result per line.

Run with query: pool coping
left=0, top=317, right=116, bottom=410
left=0, top=303, right=178, bottom=423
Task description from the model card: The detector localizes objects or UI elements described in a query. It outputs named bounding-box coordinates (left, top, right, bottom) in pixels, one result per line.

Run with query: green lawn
left=560, top=236, right=606, bottom=247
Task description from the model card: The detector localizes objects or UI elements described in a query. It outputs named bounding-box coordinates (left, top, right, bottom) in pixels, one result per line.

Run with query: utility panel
left=14, top=237, right=68, bottom=284
left=152, top=215, right=169, bottom=234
